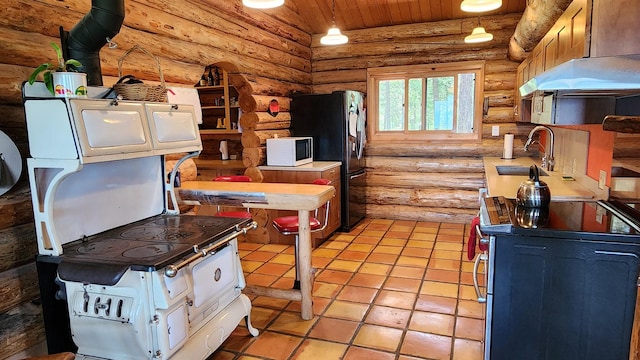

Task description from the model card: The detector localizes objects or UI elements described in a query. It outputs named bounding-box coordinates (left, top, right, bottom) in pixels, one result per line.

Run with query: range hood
left=519, top=55, right=640, bottom=97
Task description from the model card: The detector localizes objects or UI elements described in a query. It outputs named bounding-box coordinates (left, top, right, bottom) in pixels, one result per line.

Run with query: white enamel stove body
left=65, top=238, right=257, bottom=360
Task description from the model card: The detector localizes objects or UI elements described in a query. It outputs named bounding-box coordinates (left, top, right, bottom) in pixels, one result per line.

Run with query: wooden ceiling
left=286, top=0, right=527, bottom=34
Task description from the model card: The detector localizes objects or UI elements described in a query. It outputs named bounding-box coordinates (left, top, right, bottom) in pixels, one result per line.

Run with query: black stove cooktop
left=57, top=215, right=251, bottom=285
left=481, top=196, right=640, bottom=239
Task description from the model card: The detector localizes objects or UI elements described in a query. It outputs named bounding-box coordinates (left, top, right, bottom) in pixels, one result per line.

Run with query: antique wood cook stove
left=22, top=83, right=259, bottom=359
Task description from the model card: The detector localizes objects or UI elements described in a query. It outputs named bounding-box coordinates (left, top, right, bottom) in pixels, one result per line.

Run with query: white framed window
left=367, top=61, right=485, bottom=142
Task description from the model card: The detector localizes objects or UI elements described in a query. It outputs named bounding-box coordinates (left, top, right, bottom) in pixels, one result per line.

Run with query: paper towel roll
left=219, top=140, right=229, bottom=160
left=503, top=133, right=514, bottom=159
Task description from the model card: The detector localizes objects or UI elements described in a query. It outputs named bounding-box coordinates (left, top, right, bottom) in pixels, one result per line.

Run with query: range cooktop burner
left=61, top=214, right=251, bottom=273
left=119, top=227, right=205, bottom=242
left=122, top=243, right=174, bottom=259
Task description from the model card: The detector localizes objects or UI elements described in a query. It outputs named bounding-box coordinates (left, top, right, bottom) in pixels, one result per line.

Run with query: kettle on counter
left=516, top=165, right=551, bottom=208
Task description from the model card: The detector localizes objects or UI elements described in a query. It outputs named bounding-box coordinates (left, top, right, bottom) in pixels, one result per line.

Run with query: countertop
left=178, top=181, right=335, bottom=211
left=258, top=161, right=341, bottom=172
left=613, top=159, right=640, bottom=173
left=194, top=159, right=245, bottom=169
left=483, top=157, right=595, bottom=201
left=610, top=159, right=640, bottom=200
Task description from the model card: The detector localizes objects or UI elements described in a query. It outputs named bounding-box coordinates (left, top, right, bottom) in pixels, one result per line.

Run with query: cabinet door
left=491, top=234, right=640, bottom=360
left=591, top=0, right=640, bottom=57
left=327, top=178, right=341, bottom=236
left=522, top=58, right=532, bottom=84
left=542, top=33, right=557, bottom=72
left=532, top=42, right=545, bottom=78
left=555, top=0, right=588, bottom=64
left=514, top=61, right=527, bottom=118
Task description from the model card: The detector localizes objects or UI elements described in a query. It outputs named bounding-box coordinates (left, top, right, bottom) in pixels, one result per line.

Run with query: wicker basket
left=114, top=45, right=167, bottom=102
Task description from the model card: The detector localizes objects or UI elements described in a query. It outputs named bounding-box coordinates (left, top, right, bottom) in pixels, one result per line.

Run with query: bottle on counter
left=207, top=66, right=214, bottom=86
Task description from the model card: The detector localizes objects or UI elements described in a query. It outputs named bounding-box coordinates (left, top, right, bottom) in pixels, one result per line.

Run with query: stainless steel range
left=477, top=195, right=640, bottom=360
left=22, top=83, right=258, bottom=359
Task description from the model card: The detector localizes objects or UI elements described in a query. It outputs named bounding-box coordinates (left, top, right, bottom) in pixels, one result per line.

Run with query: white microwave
left=266, top=137, right=313, bottom=166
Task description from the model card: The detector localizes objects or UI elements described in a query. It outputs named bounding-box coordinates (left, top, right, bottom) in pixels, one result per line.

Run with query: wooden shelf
left=196, top=85, right=224, bottom=90
left=196, top=68, right=240, bottom=132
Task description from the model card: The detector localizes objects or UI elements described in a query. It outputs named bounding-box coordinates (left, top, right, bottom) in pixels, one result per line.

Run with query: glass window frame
left=367, top=61, right=485, bottom=142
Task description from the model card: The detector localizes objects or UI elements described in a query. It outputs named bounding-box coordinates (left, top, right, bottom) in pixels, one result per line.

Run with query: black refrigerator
left=291, top=91, right=366, bottom=231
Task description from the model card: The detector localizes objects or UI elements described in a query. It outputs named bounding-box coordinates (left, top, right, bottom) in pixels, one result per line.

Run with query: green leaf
left=43, top=71, right=54, bottom=95
left=28, top=63, right=51, bottom=84
left=50, top=42, right=64, bottom=69
left=65, top=59, right=82, bottom=70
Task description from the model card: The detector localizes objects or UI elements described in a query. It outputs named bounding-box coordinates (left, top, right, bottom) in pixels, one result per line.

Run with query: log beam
left=508, top=0, right=573, bottom=61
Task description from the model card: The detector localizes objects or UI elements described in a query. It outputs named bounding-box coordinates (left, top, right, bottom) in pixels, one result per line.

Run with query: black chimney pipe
left=63, top=0, right=125, bottom=86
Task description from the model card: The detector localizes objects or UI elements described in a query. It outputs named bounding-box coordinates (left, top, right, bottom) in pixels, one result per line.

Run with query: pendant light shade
left=460, top=0, right=502, bottom=12
left=320, top=0, right=348, bottom=45
left=464, top=26, right=493, bottom=43
left=242, top=0, right=284, bottom=9
left=321, top=26, right=348, bottom=45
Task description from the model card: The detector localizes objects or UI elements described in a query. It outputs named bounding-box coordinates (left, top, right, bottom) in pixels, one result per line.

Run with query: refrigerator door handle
left=355, top=132, right=364, bottom=160
left=350, top=172, right=365, bottom=180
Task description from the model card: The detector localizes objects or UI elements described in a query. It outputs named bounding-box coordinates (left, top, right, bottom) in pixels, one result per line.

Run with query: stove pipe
left=64, top=0, right=125, bottom=86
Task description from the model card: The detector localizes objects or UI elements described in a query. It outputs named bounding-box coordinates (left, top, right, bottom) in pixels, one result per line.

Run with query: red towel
left=467, top=216, right=487, bottom=260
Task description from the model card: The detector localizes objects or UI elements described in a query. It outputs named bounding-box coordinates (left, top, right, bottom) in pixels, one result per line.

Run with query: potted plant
left=28, top=42, right=87, bottom=97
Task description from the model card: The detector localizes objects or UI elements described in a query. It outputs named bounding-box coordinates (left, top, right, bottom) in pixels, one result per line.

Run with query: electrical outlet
left=492, top=125, right=500, bottom=137
left=598, top=170, right=607, bottom=190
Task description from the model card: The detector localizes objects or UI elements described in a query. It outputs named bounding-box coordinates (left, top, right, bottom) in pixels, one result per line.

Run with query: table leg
left=297, top=209, right=314, bottom=320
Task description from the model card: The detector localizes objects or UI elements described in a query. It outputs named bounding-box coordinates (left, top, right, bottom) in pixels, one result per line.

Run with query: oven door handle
left=473, top=252, right=488, bottom=304
left=164, top=221, right=257, bottom=277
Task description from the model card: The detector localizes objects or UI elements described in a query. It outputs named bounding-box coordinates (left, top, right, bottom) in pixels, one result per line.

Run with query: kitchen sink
left=496, top=165, right=548, bottom=176
left=611, top=166, right=640, bottom=178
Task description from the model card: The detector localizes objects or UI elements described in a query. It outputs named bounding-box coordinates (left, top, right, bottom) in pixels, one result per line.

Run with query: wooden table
left=177, top=181, right=335, bottom=320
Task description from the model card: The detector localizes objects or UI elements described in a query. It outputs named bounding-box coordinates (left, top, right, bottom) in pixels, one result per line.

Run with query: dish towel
left=467, top=216, right=487, bottom=260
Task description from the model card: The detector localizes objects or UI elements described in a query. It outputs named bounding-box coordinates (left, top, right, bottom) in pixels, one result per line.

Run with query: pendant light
left=464, top=18, right=493, bottom=43
left=460, top=0, right=502, bottom=12
left=320, top=0, right=348, bottom=45
left=242, top=0, right=284, bottom=9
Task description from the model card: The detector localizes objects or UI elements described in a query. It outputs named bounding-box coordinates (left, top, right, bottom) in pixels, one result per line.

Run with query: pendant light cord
left=331, top=0, right=337, bottom=25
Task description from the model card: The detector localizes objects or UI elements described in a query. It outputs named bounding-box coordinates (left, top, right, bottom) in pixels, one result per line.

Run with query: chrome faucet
left=524, top=125, right=555, bottom=171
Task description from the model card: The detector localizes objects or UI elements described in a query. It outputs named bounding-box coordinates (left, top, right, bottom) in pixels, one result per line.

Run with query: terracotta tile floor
left=209, top=218, right=485, bottom=360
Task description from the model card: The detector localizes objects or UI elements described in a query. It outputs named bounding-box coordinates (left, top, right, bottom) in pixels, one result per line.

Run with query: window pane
left=425, top=76, right=454, bottom=131
left=456, top=73, right=475, bottom=134
left=378, top=79, right=405, bottom=131
left=369, top=62, right=483, bottom=141
left=408, top=78, right=423, bottom=131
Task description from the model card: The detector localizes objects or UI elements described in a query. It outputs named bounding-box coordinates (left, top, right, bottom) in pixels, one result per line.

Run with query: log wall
left=0, top=1, right=534, bottom=356
left=308, top=13, right=534, bottom=225
left=0, top=0, right=310, bottom=357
